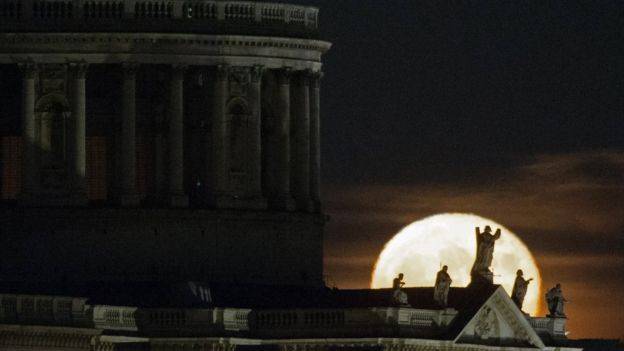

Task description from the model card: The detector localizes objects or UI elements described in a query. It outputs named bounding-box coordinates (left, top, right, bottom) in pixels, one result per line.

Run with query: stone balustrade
left=0, top=293, right=458, bottom=338
left=0, top=294, right=90, bottom=327
left=0, top=0, right=318, bottom=36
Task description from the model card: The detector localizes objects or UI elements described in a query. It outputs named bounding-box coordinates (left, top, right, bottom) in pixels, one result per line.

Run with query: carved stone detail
left=67, top=62, right=89, bottom=79
left=17, top=62, right=38, bottom=79
left=216, top=64, right=229, bottom=82
left=250, top=65, right=264, bottom=83
left=310, top=71, right=323, bottom=88
left=228, top=66, right=250, bottom=96
left=474, top=306, right=499, bottom=340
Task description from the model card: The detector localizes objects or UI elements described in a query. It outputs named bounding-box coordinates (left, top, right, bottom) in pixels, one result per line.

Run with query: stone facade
left=0, top=0, right=330, bottom=287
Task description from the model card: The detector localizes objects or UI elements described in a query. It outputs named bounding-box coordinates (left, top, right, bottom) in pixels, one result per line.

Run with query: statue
left=511, top=269, right=533, bottom=310
left=470, top=225, right=501, bottom=284
left=392, top=273, right=410, bottom=306
left=545, top=283, right=567, bottom=317
left=433, top=265, right=452, bottom=307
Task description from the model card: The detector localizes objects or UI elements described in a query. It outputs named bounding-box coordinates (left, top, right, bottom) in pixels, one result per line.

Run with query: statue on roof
left=434, top=265, right=452, bottom=307
left=511, top=269, right=533, bottom=311
left=546, top=283, right=567, bottom=317
left=470, top=225, right=501, bottom=284
left=392, top=273, right=410, bottom=306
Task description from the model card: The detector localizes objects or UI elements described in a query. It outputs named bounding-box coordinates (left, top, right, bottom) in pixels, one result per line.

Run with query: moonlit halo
left=371, top=213, right=542, bottom=315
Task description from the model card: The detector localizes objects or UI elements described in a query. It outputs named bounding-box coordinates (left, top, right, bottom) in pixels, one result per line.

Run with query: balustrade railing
left=0, top=0, right=319, bottom=30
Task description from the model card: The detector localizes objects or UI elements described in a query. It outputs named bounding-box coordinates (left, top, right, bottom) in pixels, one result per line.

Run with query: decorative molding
left=0, top=33, right=332, bottom=54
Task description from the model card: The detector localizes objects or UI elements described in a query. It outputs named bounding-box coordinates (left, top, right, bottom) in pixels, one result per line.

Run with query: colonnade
left=16, top=62, right=322, bottom=211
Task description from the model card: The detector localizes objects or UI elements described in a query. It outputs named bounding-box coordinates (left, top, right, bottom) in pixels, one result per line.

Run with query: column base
left=168, top=194, right=189, bottom=208
left=210, top=194, right=267, bottom=210
left=120, top=193, right=141, bottom=207
left=268, top=196, right=296, bottom=211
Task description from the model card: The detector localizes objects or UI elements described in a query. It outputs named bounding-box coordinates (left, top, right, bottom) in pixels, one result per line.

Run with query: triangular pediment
left=454, top=286, right=545, bottom=349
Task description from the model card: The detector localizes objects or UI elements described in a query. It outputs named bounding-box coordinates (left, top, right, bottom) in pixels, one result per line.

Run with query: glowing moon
left=371, top=213, right=542, bottom=315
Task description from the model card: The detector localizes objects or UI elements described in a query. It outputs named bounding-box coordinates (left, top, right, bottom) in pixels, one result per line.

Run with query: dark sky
left=310, top=0, right=624, bottom=339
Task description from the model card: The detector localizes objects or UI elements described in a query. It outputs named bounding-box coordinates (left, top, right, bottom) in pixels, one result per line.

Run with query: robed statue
left=392, top=273, right=410, bottom=306
left=511, top=269, right=533, bottom=310
left=546, top=283, right=567, bottom=317
left=434, top=265, right=452, bottom=307
left=470, top=225, right=501, bottom=284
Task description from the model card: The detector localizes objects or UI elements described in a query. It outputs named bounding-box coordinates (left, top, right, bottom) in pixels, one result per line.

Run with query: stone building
left=0, top=1, right=583, bottom=351
left=0, top=0, right=329, bottom=288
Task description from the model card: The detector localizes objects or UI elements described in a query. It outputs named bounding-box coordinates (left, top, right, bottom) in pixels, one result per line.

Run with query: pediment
left=454, top=286, right=545, bottom=349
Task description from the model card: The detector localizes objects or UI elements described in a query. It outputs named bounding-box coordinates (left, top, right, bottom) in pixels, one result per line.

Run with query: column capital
left=310, top=71, right=324, bottom=88
left=68, top=62, right=89, bottom=79
left=171, top=64, right=187, bottom=80
left=276, top=67, right=292, bottom=85
left=294, top=70, right=311, bottom=86
left=122, top=62, right=140, bottom=78
left=18, top=62, right=38, bottom=79
left=216, top=64, right=229, bottom=82
left=250, top=65, right=264, bottom=83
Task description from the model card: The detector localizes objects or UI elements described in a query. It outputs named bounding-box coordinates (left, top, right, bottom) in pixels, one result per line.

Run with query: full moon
left=371, top=213, right=542, bottom=315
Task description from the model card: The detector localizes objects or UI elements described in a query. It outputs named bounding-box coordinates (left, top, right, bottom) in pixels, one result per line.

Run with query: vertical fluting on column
left=18, top=62, right=38, bottom=201
left=273, top=68, right=295, bottom=210
left=211, top=65, right=228, bottom=204
left=69, top=62, right=88, bottom=204
left=291, top=70, right=311, bottom=211
left=168, top=64, right=188, bottom=207
left=249, top=65, right=264, bottom=198
left=120, top=63, right=140, bottom=206
left=309, top=71, right=323, bottom=211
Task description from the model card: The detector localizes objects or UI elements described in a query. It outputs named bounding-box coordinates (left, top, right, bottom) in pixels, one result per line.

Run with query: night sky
left=311, top=1, right=624, bottom=339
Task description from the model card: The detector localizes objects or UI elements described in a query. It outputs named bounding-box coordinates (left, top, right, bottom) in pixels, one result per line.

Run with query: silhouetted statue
left=511, top=269, right=533, bottom=310
left=434, top=265, right=452, bottom=307
left=546, top=283, right=567, bottom=317
left=470, top=225, right=501, bottom=284
left=392, top=273, right=409, bottom=306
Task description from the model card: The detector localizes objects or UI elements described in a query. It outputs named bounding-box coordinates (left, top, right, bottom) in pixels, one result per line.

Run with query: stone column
left=69, top=62, right=88, bottom=205
left=249, top=65, right=264, bottom=198
left=273, top=68, right=295, bottom=210
left=309, top=71, right=323, bottom=211
left=211, top=65, right=228, bottom=205
left=168, top=64, right=188, bottom=207
left=18, top=62, right=38, bottom=202
left=120, top=63, right=140, bottom=206
left=291, top=71, right=312, bottom=211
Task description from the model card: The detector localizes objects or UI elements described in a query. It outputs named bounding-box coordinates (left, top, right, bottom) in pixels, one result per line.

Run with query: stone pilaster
left=211, top=65, right=228, bottom=204
left=309, top=71, right=323, bottom=211
left=168, top=64, right=188, bottom=207
left=120, top=63, right=140, bottom=206
left=272, top=68, right=295, bottom=211
left=68, top=62, right=89, bottom=206
left=249, top=65, right=264, bottom=198
left=291, top=70, right=312, bottom=211
left=17, top=62, right=38, bottom=203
